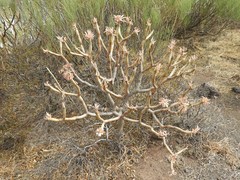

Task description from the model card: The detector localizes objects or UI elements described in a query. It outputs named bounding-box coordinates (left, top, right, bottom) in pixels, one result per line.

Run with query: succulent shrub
left=43, top=15, right=209, bottom=175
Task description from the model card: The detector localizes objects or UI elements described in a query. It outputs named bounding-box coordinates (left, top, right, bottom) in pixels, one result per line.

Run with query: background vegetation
left=1, top=0, right=240, bottom=49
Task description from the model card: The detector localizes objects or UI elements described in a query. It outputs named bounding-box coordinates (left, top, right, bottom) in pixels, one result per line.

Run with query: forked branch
left=43, top=15, right=209, bottom=175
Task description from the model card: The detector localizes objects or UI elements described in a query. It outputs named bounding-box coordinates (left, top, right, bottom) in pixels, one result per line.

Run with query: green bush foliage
left=1, top=0, right=239, bottom=47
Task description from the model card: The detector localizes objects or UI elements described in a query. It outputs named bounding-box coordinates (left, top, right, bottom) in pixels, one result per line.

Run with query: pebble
left=232, top=87, right=240, bottom=93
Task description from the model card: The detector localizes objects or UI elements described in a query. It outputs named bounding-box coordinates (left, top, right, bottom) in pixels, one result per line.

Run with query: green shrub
left=10, top=1, right=190, bottom=45
left=215, top=0, right=240, bottom=20
left=2, top=0, right=240, bottom=49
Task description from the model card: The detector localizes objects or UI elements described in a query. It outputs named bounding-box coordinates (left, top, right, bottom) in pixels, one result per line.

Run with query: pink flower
left=192, top=126, right=200, bottom=134
left=72, top=23, right=77, bottom=29
left=179, top=47, right=187, bottom=56
left=147, top=19, right=151, bottom=27
left=44, top=81, right=50, bottom=87
left=96, top=127, right=105, bottom=137
left=105, top=27, right=114, bottom=36
left=93, top=17, right=98, bottom=24
left=45, top=112, right=52, bottom=120
left=158, top=130, right=168, bottom=137
left=178, top=96, right=189, bottom=113
left=84, top=30, right=94, bottom=40
left=178, top=96, right=189, bottom=105
left=134, top=27, right=140, bottom=35
left=62, top=71, right=74, bottom=81
left=94, top=103, right=100, bottom=110
left=57, top=36, right=64, bottom=42
left=125, top=17, right=133, bottom=25
left=150, top=38, right=156, bottom=45
left=188, top=81, right=193, bottom=89
left=114, top=15, right=124, bottom=24
left=159, top=98, right=171, bottom=108
left=189, top=55, right=197, bottom=61
left=59, top=63, right=74, bottom=81
left=122, top=45, right=129, bottom=54
left=168, top=39, right=177, bottom=50
left=201, top=97, right=210, bottom=105
left=155, top=63, right=162, bottom=73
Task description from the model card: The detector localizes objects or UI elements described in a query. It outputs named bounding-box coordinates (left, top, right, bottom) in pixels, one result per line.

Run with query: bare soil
left=0, top=28, right=240, bottom=179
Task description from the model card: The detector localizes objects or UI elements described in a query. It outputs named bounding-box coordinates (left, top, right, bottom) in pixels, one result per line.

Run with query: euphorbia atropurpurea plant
left=43, top=15, right=209, bottom=175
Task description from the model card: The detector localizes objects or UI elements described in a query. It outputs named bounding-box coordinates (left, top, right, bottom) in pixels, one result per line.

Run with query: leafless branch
left=43, top=15, right=209, bottom=175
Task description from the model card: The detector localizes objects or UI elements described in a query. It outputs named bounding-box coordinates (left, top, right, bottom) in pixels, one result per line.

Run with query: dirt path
left=135, top=29, right=240, bottom=180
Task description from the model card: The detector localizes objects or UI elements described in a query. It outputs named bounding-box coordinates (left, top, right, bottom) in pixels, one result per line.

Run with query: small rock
left=231, top=75, right=240, bottom=81
left=196, top=83, right=220, bottom=99
left=184, top=167, right=191, bottom=173
left=1, top=137, right=15, bottom=150
left=0, top=89, right=7, bottom=105
left=232, top=87, right=240, bottom=93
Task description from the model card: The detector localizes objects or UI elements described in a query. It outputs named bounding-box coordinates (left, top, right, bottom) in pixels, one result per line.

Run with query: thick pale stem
left=117, top=118, right=125, bottom=137
left=43, top=17, right=201, bottom=175
left=73, top=24, right=85, bottom=53
left=62, top=94, right=66, bottom=120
